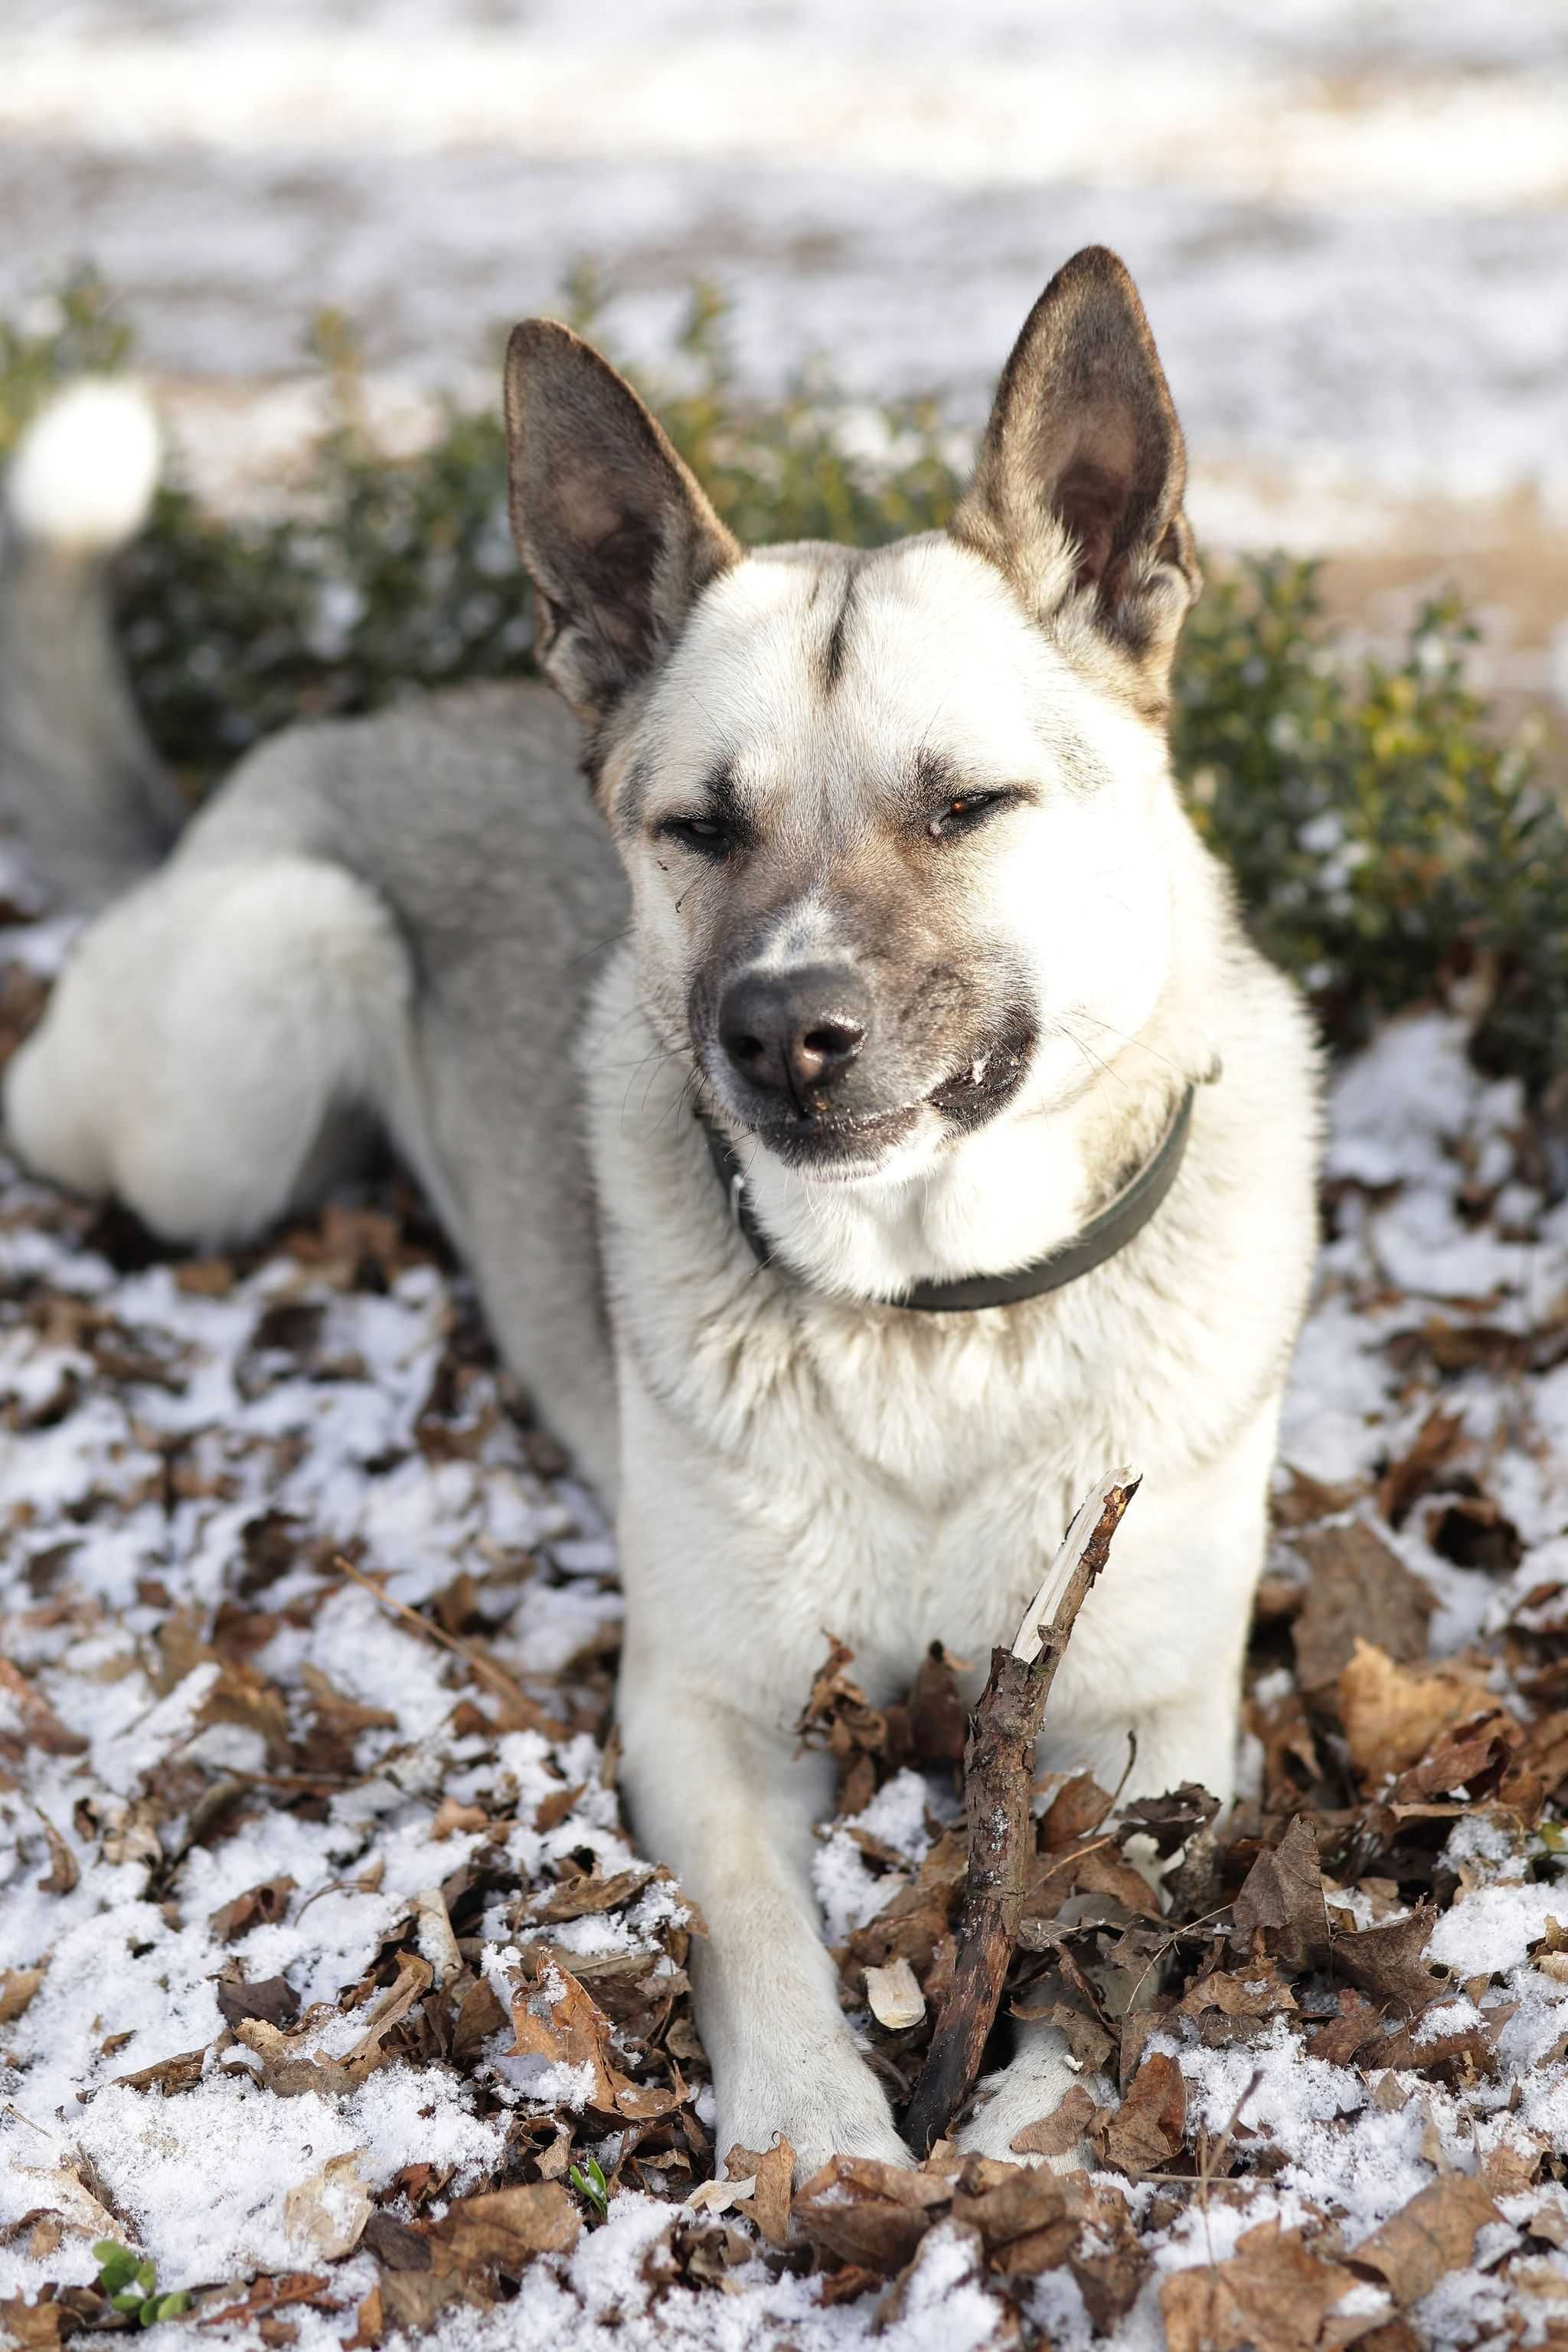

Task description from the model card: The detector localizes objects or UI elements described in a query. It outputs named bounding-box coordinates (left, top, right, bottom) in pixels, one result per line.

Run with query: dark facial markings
left=820, top=563, right=859, bottom=694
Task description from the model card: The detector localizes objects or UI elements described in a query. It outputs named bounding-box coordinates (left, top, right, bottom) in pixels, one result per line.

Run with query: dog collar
left=699, top=1083, right=1197, bottom=1312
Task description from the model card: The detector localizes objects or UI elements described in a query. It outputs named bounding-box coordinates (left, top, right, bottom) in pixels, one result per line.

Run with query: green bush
left=2, top=272, right=1561, bottom=1083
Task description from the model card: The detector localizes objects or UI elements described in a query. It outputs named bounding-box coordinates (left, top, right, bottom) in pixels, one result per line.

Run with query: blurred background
left=1, top=0, right=1564, bottom=729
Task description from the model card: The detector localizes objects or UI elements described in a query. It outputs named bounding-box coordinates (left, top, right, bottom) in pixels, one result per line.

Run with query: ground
left=2, top=878, right=1568, bottom=2351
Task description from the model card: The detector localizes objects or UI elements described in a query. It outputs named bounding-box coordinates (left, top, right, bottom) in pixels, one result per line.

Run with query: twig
left=332, top=1553, right=550, bottom=1730
left=903, top=1467, right=1141, bottom=2156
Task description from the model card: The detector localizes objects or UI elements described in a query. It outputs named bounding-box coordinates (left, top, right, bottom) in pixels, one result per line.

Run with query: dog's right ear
left=504, top=322, right=739, bottom=727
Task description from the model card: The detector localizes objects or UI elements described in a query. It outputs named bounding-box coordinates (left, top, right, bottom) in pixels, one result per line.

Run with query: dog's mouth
left=724, top=1018, right=1039, bottom=1176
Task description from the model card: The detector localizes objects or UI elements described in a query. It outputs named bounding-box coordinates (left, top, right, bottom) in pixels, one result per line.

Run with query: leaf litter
left=2, top=917, right=1568, bottom=2349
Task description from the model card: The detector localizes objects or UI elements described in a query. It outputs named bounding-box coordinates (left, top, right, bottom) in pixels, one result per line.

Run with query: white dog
left=2, top=247, right=1320, bottom=2172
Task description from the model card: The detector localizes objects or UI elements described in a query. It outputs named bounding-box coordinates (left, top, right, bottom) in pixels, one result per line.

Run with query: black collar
left=699, top=1084, right=1197, bottom=1313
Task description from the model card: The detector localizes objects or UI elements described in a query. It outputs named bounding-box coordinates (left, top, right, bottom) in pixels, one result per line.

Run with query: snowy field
left=4, top=8, right=1568, bottom=2347
left=3, top=906, right=1568, bottom=2349
left=1, top=0, right=1566, bottom=705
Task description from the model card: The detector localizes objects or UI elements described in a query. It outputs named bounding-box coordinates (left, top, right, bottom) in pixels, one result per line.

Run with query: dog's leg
left=618, top=1657, right=910, bottom=2177
left=612, top=1363, right=908, bottom=2177
left=5, top=852, right=410, bottom=1246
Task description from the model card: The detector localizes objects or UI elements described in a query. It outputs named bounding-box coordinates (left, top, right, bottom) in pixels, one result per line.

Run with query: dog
left=2, top=248, right=1320, bottom=2174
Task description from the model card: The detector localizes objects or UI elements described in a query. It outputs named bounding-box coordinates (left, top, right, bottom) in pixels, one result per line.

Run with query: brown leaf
left=236, top=1952, right=432, bottom=2097
left=792, top=2157, right=949, bottom=2275
left=450, top=1975, right=508, bottom=2065
left=1178, top=1964, right=1298, bottom=2024
left=528, top=1864, right=658, bottom=1922
left=209, top=1877, right=296, bottom=1942
left=1377, top=1406, right=1465, bottom=1527
left=1233, top=1815, right=1330, bottom=1966
left=341, top=2283, right=382, bottom=2351
left=0, top=1659, right=87, bottom=1756
left=1334, top=1906, right=1448, bottom=2012
left=0, top=1965, right=45, bottom=2024
left=216, top=1971, right=299, bottom=2029
left=908, top=1642, right=969, bottom=1766
left=1010, top=2082, right=1096, bottom=2159
left=1391, top=1713, right=1521, bottom=1805
left=1347, top=2174, right=1499, bottom=2307
left=950, top=2166, right=1089, bottom=2278
left=729, top=2139, right=794, bottom=2248
left=112, top=2043, right=211, bottom=2096
left=1098, top=2051, right=1186, bottom=2175
left=197, top=2273, right=341, bottom=2332
left=423, top=2184, right=580, bottom=2272
left=508, top=1958, right=623, bottom=2112
left=34, top=1813, right=77, bottom=1896
left=1337, top=1642, right=1492, bottom=1783
left=0, top=2292, right=85, bottom=2349
left=283, top=2151, right=372, bottom=2261
left=1291, top=1525, right=1434, bottom=1694
left=1161, top=2220, right=1363, bottom=2352
left=1040, top=1772, right=1115, bottom=1849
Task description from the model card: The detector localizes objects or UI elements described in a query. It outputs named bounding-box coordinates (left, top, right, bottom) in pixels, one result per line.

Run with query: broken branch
left=902, top=1466, right=1141, bottom=2157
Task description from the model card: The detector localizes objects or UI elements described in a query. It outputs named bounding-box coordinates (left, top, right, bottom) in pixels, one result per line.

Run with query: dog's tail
left=0, top=379, right=185, bottom=905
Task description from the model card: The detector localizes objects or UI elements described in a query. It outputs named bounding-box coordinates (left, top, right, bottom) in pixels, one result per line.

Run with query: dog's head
left=504, top=247, right=1200, bottom=1184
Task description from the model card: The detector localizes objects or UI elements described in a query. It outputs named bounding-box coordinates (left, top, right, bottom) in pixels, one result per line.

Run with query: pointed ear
left=504, top=321, right=740, bottom=725
left=949, top=247, right=1199, bottom=703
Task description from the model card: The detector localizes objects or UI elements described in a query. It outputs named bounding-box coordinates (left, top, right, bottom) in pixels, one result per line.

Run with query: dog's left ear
left=950, top=247, right=1199, bottom=704
left=504, top=320, right=740, bottom=726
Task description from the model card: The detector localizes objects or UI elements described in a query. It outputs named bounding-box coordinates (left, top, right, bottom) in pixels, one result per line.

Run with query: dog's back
left=0, top=402, right=626, bottom=1491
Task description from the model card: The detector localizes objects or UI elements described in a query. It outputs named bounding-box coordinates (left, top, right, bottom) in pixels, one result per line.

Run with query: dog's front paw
left=718, top=2043, right=910, bottom=2182
left=952, top=2029, right=1097, bottom=2173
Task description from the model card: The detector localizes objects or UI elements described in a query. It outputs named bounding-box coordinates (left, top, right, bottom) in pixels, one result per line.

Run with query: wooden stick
left=902, top=1467, right=1141, bottom=2157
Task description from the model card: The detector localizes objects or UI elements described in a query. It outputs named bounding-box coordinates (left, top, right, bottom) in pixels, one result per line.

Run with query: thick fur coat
left=3, top=248, right=1320, bottom=2174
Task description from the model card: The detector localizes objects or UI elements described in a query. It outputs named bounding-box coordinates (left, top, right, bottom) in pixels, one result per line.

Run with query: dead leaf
left=792, top=2156, right=949, bottom=2274
left=1334, top=1906, right=1448, bottom=2011
left=508, top=1958, right=622, bottom=2112
left=236, top=1952, right=432, bottom=2097
left=0, top=1965, right=45, bottom=2024
left=1338, top=1642, right=1493, bottom=1782
left=34, top=1813, right=77, bottom=1896
left=112, top=2042, right=211, bottom=2096
left=864, top=1955, right=925, bottom=2030
left=423, top=2184, right=580, bottom=2272
left=215, top=1971, right=299, bottom=2029
left=209, top=1877, right=296, bottom=1942
left=1098, top=2051, right=1186, bottom=2175
left=1377, top=1406, right=1465, bottom=1527
left=528, top=1864, right=657, bottom=1922
left=1011, top=2082, right=1096, bottom=2159
left=0, top=1658, right=87, bottom=1756
left=1346, top=2174, right=1499, bottom=2306
left=1291, top=1525, right=1434, bottom=1694
left=284, top=2151, right=372, bottom=2261
left=1161, top=2220, right=1367, bottom=2352
left=728, top=2139, right=794, bottom=2248
left=907, top=1642, right=969, bottom=1765
left=1233, top=1815, right=1330, bottom=1965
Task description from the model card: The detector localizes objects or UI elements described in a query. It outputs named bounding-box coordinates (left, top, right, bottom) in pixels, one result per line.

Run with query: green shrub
left=2, top=272, right=1560, bottom=1083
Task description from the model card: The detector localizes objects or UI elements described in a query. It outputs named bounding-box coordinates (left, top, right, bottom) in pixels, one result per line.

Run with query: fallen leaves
left=1095, top=2050, right=1186, bottom=2175
left=1338, top=1641, right=1495, bottom=1782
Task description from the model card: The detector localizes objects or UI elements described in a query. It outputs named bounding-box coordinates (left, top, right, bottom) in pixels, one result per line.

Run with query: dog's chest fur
left=583, top=939, right=1318, bottom=1733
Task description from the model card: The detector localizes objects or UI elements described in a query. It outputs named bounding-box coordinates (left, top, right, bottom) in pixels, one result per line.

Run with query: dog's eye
left=927, top=792, right=1000, bottom=840
left=663, top=816, right=731, bottom=858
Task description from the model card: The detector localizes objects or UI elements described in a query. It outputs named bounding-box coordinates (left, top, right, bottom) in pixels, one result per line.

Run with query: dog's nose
left=719, top=966, right=868, bottom=1105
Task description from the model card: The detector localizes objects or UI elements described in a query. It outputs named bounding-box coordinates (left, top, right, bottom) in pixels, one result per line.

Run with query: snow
left=4, top=864, right=1568, bottom=2343
left=1, top=0, right=1564, bottom=601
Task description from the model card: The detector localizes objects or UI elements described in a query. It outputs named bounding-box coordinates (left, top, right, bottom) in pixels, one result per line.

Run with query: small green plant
left=567, top=2154, right=609, bottom=2219
left=92, top=2242, right=191, bottom=2327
